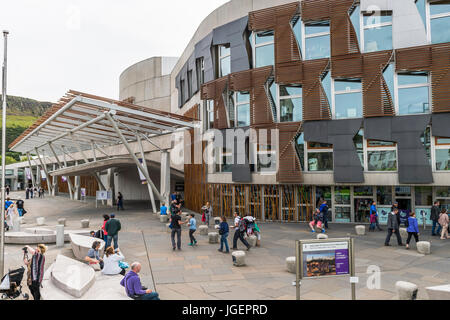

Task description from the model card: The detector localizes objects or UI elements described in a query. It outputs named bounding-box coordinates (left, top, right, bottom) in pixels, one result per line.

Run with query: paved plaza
left=3, top=191, right=450, bottom=300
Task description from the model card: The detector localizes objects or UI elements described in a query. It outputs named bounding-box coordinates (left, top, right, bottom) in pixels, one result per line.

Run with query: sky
left=0, top=0, right=229, bottom=103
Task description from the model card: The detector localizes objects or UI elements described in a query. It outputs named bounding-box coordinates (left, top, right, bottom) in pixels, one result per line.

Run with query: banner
left=25, top=167, right=32, bottom=181
left=137, top=158, right=147, bottom=184
left=62, top=176, right=67, bottom=183
left=96, top=190, right=112, bottom=200
left=416, top=207, right=432, bottom=226
left=80, top=188, right=86, bottom=197
left=40, top=169, right=47, bottom=181
left=301, top=241, right=350, bottom=278
left=377, top=206, right=391, bottom=225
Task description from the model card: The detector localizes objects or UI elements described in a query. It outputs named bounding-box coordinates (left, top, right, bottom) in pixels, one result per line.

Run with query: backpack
left=238, top=219, right=246, bottom=232
left=95, top=229, right=104, bottom=239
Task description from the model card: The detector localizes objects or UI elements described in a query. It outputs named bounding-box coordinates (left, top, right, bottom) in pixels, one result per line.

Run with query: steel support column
left=34, top=147, right=52, bottom=195
left=48, top=142, right=74, bottom=199
left=26, top=152, right=36, bottom=188
left=136, top=134, right=156, bottom=213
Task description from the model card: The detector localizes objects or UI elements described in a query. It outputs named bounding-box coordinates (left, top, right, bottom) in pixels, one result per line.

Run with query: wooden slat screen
left=251, top=66, right=275, bottom=125
left=302, top=59, right=332, bottom=121
left=331, top=0, right=360, bottom=57
left=263, top=185, right=280, bottom=221
left=281, top=185, right=296, bottom=221
left=276, top=122, right=303, bottom=183
left=431, top=43, right=450, bottom=113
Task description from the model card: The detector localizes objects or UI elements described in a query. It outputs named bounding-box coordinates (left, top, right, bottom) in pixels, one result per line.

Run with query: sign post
left=295, top=238, right=355, bottom=300
left=96, top=190, right=111, bottom=208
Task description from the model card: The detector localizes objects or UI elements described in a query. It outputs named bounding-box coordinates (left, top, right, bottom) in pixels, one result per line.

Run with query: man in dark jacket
left=105, top=213, right=121, bottom=249
left=231, top=213, right=250, bottom=251
left=385, top=208, right=403, bottom=246
left=431, top=201, right=441, bottom=236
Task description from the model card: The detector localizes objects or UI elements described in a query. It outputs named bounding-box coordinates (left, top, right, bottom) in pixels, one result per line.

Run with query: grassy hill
left=0, top=95, right=52, bottom=163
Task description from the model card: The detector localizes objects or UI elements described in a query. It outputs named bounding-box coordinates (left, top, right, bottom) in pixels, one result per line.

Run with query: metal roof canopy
left=9, top=90, right=198, bottom=156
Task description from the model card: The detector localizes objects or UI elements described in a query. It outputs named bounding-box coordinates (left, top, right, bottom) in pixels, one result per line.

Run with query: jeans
left=117, top=200, right=124, bottom=210
left=232, top=230, right=249, bottom=249
left=385, top=228, right=403, bottom=245
left=18, top=209, right=23, bottom=217
left=375, top=217, right=383, bottom=230
left=171, top=228, right=181, bottom=249
left=432, top=221, right=442, bottom=235
left=137, top=292, right=160, bottom=300
left=219, top=233, right=229, bottom=252
left=323, top=214, right=329, bottom=229
left=107, top=234, right=119, bottom=249
left=189, top=229, right=196, bottom=244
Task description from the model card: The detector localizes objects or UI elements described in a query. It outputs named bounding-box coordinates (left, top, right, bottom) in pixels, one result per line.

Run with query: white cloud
left=0, top=0, right=229, bottom=102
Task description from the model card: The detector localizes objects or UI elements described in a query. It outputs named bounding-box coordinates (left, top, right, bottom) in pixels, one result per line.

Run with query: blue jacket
left=219, top=221, right=229, bottom=235
left=406, top=217, right=419, bottom=233
left=370, top=204, right=377, bottom=216
left=319, top=203, right=328, bottom=214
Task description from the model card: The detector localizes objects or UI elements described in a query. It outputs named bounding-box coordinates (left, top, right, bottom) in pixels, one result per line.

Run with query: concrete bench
left=81, top=219, right=90, bottom=228
left=36, top=217, right=46, bottom=226
left=395, top=281, right=418, bottom=300
left=199, top=225, right=209, bottom=235
left=208, top=232, right=219, bottom=244
left=5, top=229, right=90, bottom=244
left=232, top=251, right=246, bottom=267
left=286, top=256, right=296, bottom=274
left=246, top=235, right=257, bottom=247
left=426, top=284, right=450, bottom=300
left=355, top=225, right=365, bottom=235
left=70, top=233, right=105, bottom=261
left=400, top=227, right=408, bottom=238
left=58, top=218, right=67, bottom=226
left=417, top=241, right=431, bottom=255
left=160, top=215, right=169, bottom=223
left=317, top=233, right=328, bottom=240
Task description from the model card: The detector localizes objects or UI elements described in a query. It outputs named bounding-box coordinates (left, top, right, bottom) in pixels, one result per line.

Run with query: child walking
left=309, top=208, right=325, bottom=233
left=406, top=212, right=420, bottom=249
left=187, top=213, right=197, bottom=246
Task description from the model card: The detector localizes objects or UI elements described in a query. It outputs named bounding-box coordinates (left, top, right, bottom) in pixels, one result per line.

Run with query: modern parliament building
left=7, top=0, right=450, bottom=226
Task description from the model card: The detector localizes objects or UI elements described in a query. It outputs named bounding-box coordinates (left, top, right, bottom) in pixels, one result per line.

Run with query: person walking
left=201, top=202, right=212, bottom=226
left=25, top=187, right=29, bottom=200
left=170, top=211, right=185, bottom=251
left=102, top=214, right=110, bottom=243
left=370, top=201, right=383, bottom=231
left=105, top=213, right=121, bottom=250
left=117, top=192, right=124, bottom=210
left=232, top=214, right=250, bottom=251
left=23, top=244, right=47, bottom=300
left=431, top=201, right=441, bottom=236
left=385, top=208, right=403, bottom=246
left=319, top=200, right=329, bottom=229
left=102, top=246, right=126, bottom=276
left=120, top=262, right=160, bottom=300
left=218, top=216, right=230, bottom=253
left=5, top=185, right=10, bottom=196
left=16, top=196, right=25, bottom=217
left=187, top=213, right=197, bottom=246
left=438, top=208, right=449, bottom=240
left=309, top=208, right=324, bottom=233
left=406, top=212, right=420, bottom=250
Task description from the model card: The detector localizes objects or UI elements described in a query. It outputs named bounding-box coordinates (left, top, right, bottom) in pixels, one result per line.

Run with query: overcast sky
left=0, top=0, right=229, bottom=103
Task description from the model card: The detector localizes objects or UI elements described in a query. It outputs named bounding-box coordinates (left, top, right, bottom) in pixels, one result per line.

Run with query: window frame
left=251, top=30, right=275, bottom=68
left=426, top=1, right=450, bottom=43
left=331, top=78, right=363, bottom=119
left=218, top=45, right=231, bottom=78
left=278, top=85, right=303, bottom=123
left=394, top=71, right=431, bottom=116
left=205, top=100, right=215, bottom=130
left=434, top=133, right=450, bottom=171
left=302, top=20, right=331, bottom=60
left=254, top=144, right=277, bottom=174
left=234, top=91, right=251, bottom=128
left=305, top=142, right=333, bottom=172
left=360, top=11, right=393, bottom=53
left=365, top=136, right=398, bottom=172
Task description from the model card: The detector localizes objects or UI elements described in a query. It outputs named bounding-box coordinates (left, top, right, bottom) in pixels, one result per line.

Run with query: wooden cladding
left=396, top=45, right=432, bottom=72
left=301, top=0, right=331, bottom=21
left=303, top=59, right=332, bottom=121
left=201, top=77, right=229, bottom=129
left=362, top=51, right=395, bottom=117
left=277, top=122, right=303, bottom=183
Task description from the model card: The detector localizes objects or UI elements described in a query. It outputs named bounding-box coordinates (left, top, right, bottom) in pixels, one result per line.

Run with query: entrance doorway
left=396, top=198, right=411, bottom=226
left=354, top=198, right=372, bottom=223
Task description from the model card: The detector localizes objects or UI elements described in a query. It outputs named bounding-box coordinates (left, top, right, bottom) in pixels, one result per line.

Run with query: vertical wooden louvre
left=263, top=185, right=280, bottom=221
left=276, top=122, right=303, bottom=183
left=431, top=43, right=450, bottom=113
left=303, top=59, right=331, bottom=121
left=281, top=185, right=296, bottom=221
left=249, top=185, right=262, bottom=220
left=201, top=77, right=229, bottom=129
left=251, top=66, right=275, bottom=125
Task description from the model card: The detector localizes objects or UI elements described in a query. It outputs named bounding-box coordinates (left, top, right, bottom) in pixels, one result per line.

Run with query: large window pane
left=430, top=3, right=450, bottom=15
left=255, top=44, right=275, bottom=67
left=415, top=186, right=432, bottom=206
left=257, top=153, right=276, bottom=172
left=255, top=30, right=274, bottom=44
left=280, top=86, right=302, bottom=97
left=383, top=63, right=395, bottom=96
left=436, top=187, right=450, bottom=198
left=398, top=73, right=428, bottom=86
left=415, top=0, right=427, bottom=31
left=436, top=149, right=450, bottom=171
left=334, top=80, right=361, bottom=92
left=305, top=35, right=330, bottom=60
left=395, top=186, right=411, bottom=197
left=364, top=25, right=392, bottom=52
left=335, top=92, right=363, bottom=119
left=398, top=86, right=429, bottom=115
left=292, top=18, right=303, bottom=56
left=431, top=16, right=450, bottom=44
left=353, top=129, right=364, bottom=167
left=220, top=55, right=231, bottom=77
left=368, top=150, right=397, bottom=171
left=308, top=152, right=333, bottom=171
left=296, top=134, right=305, bottom=171
left=236, top=104, right=250, bottom=127
left=335, top=207, right=351, bottom=223
left=335, top=186, right=351, bottom=205
left=220, top=46, right=230, bottom=57
left=305, top=22, right=330, bottom=35
left=322, top=71, right=332, bottom=105
left=237, top=92, right=250, bottom=103
left=377, top=186, right=392, bottom=205
left=363, top=14, right=392, bottom=26
left=354, top=186, right=373, bottom=197
left=280, top=98, right=302, bottom=122
left=350, top=5, right=361, bottom=45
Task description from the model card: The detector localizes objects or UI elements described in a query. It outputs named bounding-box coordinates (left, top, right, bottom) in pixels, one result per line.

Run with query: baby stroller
left=0, top=267, right=29, bottom=300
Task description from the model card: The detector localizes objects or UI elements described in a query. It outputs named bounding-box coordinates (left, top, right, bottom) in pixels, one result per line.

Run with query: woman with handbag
left=217, top=216, right=230, bottom=253
left=23, top=244, right=47, bottom=300
left=102, top=246, right=127, bottom=276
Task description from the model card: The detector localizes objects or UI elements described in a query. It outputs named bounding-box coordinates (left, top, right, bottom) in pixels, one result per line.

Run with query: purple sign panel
left=302, top=241, right=350, bottom=278
left=335, top=249, right=349, bottom=275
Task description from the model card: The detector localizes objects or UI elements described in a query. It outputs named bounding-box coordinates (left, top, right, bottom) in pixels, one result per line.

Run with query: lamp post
left=0, top=30, right=9, bottom=277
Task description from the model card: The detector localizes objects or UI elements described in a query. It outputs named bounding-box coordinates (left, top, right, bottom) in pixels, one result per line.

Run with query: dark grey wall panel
left=432, top=113, right=450, bottom=138
left=364, top=115, right=433, bottom=184
left=195, top=32, right=214, bottom=83
left=303, top=119, right=364, bottom=183
left=212, top=16, right=250, bottom=74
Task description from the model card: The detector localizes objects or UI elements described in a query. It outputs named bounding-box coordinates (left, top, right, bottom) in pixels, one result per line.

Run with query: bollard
left=57, top=218, right=66, bottom=227
left=396, top=281, right=418, bottom=300
left=81, top=219, right=90, bottom=228
left=56, top=225, right=65, bottom=248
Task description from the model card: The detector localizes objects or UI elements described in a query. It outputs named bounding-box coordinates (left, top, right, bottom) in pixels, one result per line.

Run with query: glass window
left=308, top=152, right=333, bottom=171
left=415, top=186, right=432, bottom=206
left=334, top=79, right=363, bottom=119
left=279, top=85, right=302, bottom=123
left=236, top=104, right=250, bottom=127
left=415, top=0, right=427, bottom=31
left=255, top=30, right=274, bottom=44
left=219, top=45, right=231, bottom=77
left=335, top=186, right=351, bottom=205
left=304, top=21, right=330, bottom=60
left=377, top=186, right=392, bottom=205
left=354, top=129, right=364, bottom=167
left=397, top=72, right=430, bottom=115
left=363, top=12, right=393, bottom=53
left=354, top=186, right=373, bottom=197
left=383, top=63, right=395, bottom=98
left=206, top=100, right=214, bottom=130
left=292, top=16, right=303, bottom=57
left=421, top=127, right=431, bottom=165
left=196, top=58, right=205, bottom=88
left=395, top=186, right=411, bottom=197
left=436, top=137, right=450, bottom=145
left=367, top=150, right=397, bottom=171
left=296, top=134, right=305, bottom=171
left=216, top=148, right=232, bottom=173
left=430, top=3, right=450, bottom=44
left=321, top=71, right=332, bottom=108
left=254, top=31, right=274, bottom=68
left=308, top=142, right=333, bottom=149
left=316, top=186, right=332, bottom=207
left=350, top=5, right=361, bottom=46
left=335, top=206, right=351, bottom=223
left=367, top=140, right=396, bottom=147
left=436, top=187, right=450, bottom=198
left=436, top=149, right=450, bottom=171
left=257, top=145, right=276, bottom=173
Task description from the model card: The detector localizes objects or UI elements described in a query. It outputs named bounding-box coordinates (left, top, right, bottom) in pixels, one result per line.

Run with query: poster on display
left=40, top=169, right=46, bottom=180
left=137, top=158, right=147, bottom=184
left=376, top=206, right=391, bottom=225
left=25, top=167, right=32, bottom=181
left=416, top=208, right=432, bottom=226
left=80, top=188, right=86, bottom=197
left=96, top=190, right=111, bottom=200
left=399, top=209, right=410, bottom=225
left=300, top=240, right=351, bottom=278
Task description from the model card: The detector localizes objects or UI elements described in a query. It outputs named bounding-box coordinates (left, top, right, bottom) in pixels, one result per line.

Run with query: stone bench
left=246, top=235, right=257, bottom=247
left=395, top=281, right=418, bottom=300
left=400, top=227, right=408, bottom=238
left=81, top=219, right=90, bottom=228
left=417, top=241, right=431, bottom=255
left=70, top=233, right=105, bottom=261
left=355, top=225, right=365, bottom=235
left=36, top=217, right=46, bottom=226
left=232, top=251, right=246, bottom=267
left=58, top=218, right=67, bottom=226
left=286, top=256, right=296, bottom=274
left=160, top=215, right=169, bottom=223
left=426, top=284, right=450, bottom=300
left=5, top=229, right=90, bottom=244
left=317, top=233, right=328, bottom=240
left=199, top=225, right=209, bottom=236
left=208, top=232, right=219, bottom=244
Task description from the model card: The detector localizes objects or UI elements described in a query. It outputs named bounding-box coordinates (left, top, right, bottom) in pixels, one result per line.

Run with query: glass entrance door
left=354, top=198, right=372, bottom=223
